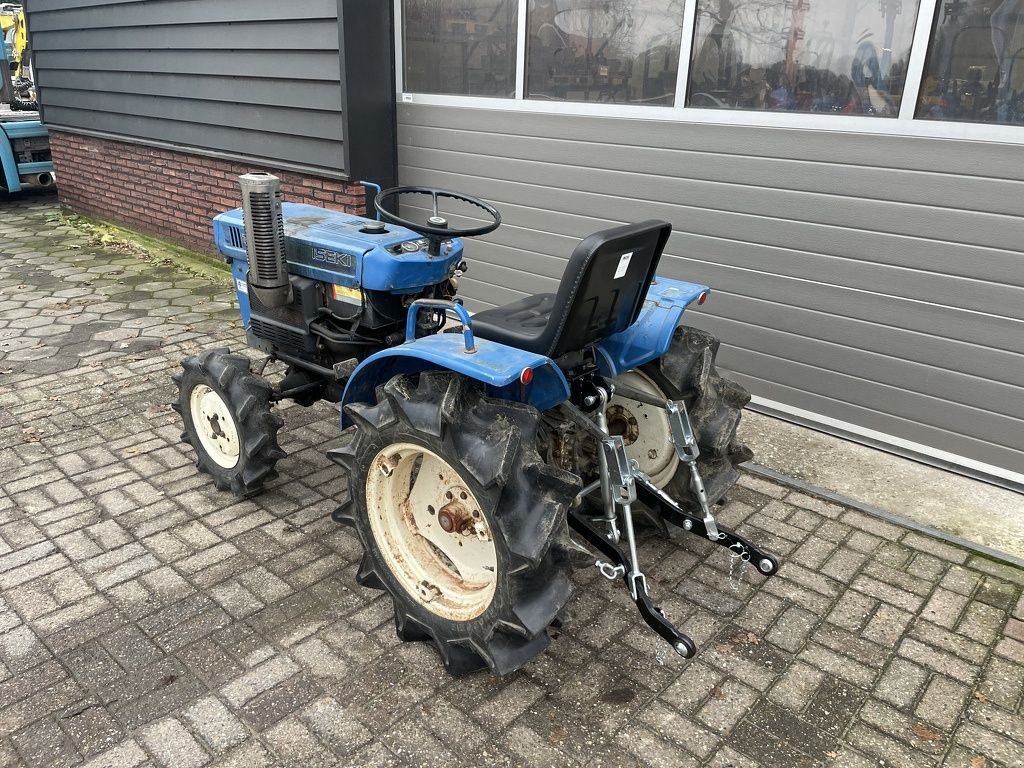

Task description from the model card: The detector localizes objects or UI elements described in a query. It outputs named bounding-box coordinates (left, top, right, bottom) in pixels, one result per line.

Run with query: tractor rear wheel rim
left=366, top=443, right=497, bottom=621
left=189, top=385, right=240, bottom=469
left=609, top=369, right=679, bottom=488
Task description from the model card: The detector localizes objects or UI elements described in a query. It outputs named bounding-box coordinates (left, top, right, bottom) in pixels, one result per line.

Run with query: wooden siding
left=26, top=0, right=346, bottom=172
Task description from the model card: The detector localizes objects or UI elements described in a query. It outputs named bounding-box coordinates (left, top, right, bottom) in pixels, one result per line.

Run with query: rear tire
left=173, top=348, right=285, bottom=496
left=613, top=326, right=753, bottom=515
left=329, top=371, right=578, bottom=676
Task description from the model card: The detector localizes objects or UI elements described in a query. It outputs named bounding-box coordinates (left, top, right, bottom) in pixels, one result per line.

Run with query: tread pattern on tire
left=328, top=371, right=579, bottom=676
left=641, top=326, right=753, bottom=511
left=173, top=348, right=285, bottom=497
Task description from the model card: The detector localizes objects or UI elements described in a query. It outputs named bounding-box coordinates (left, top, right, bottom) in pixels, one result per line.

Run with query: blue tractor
left=174, top=174, right=778, bottom=675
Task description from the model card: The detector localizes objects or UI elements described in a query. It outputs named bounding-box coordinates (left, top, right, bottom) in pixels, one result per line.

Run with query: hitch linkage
left=569, top=508, right=697, bottom=658
left=565, top=387, right=780, bottom=660
left=634, top=474, right=779, bottom=578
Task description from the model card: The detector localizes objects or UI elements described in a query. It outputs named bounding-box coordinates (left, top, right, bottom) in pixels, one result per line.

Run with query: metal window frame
left=395, top=0, right=1024, bottom=145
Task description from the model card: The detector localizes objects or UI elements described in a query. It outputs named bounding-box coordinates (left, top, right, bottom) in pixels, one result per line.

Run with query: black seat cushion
left=471, top=293, right=556, bottom=349
left=472, top=220, right=671, bottom=358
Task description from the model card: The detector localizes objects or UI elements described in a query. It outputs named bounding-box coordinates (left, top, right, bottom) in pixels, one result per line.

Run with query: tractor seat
left=471, top=220, right=672, bottom=359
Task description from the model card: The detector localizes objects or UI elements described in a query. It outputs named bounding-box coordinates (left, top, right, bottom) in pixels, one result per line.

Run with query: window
left=526, top=0, right=683, bottom=105
left=687, top=0, right=921, bottom=116
left=398, top=0, right=1024, bottom=139
left=916, top=0, right=1024, bottom=124
left=403, top=0, right=519, bottom=97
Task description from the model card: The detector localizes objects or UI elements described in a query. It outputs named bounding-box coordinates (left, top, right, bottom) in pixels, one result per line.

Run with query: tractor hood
left=214, top=203, right=466, bottom=294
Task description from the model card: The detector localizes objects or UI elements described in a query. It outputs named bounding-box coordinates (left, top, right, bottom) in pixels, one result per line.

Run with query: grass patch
left=45, top=211, right=232, bottom=282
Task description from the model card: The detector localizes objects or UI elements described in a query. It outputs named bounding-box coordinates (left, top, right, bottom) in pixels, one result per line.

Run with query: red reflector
left=697, top=291, right=709, bottom=306
left=520, top=368, right=534, bottom=385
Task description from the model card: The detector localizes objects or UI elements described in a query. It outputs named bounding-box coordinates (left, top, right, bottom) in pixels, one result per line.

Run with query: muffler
left=239, top=173, right=291, bottom=309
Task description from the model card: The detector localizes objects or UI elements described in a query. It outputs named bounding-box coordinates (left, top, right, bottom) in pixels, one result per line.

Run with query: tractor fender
left=0, top=125, right=22, bottom=193
left=595, top=276, right=710, bottom=378
left=339, top=333, right=571, bottom=427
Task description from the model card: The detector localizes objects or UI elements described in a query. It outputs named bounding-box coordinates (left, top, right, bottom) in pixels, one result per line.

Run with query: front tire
left=329, top=372, right=578, bottom=676
left=173, top=348, right=285, bottom=496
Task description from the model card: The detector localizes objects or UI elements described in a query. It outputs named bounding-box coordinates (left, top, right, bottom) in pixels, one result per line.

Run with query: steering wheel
left=374, top=186, right=501, bottom=254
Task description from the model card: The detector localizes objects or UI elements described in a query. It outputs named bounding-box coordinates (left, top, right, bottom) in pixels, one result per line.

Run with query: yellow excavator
left=1, top=3, right=35, bottom=109
left=1, top=4, right=29, bottom=80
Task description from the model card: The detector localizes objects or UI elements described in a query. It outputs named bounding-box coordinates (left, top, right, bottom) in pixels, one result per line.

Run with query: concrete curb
left=744, top=463, right=1024, bottom=571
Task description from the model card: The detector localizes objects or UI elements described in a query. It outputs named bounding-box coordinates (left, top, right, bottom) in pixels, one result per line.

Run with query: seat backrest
left=541, top=220, right=672, bottom=359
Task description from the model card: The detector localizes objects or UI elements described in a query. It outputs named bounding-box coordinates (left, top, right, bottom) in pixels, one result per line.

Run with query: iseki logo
left=312, top=248, right=355, bottom=269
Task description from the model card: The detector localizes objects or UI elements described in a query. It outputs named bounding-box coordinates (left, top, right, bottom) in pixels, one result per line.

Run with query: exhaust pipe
left=239, top=173, right=291, bottom=309
left=36, top=173, right=54, bottom=187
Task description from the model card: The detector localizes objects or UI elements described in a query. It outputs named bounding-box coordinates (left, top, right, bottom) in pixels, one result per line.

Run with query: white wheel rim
left=365, top=443, right=497, bottom=621
left=189, top=385, right=240, bottom=469
left=608, top=370, right=679, bottom=488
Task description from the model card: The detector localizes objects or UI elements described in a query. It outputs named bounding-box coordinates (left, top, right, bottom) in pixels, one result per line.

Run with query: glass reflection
left=687, top=0, right=921, bottom=115
left=917, top=0, right=1024, bottom=124
left=403, top=0, right=519, bottom=97
left=527, top=0, right=683, bottom=104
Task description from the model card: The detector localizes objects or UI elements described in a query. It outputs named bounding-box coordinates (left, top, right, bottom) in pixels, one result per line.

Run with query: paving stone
left=798, top=643, right=878, bottom=688
left=11, top=716, right=81, bottom=768
left=61, top=703, right=125, bottom=758
left=695, top=679, right=760, bottom=734
left=766, top=606, right=818, bottom=653
left=862, top=603, right=915, bottom=647
left=915, top=674, right=971, bottom=731
left=993, top=637, right=1024, bottom=665
left=182, top=697, right=248, bottom=754
left=899, top=637, right=982, bottom=684
left=909, top=619, right=989, bottom=665
left=138, top=717, right=209, bottom=768
left=922, top=588, right=971, bottom=630
left=262, top=717, right=336, bottom=768
left=209, top=742, right=276, bottom=768
left=80, top=740, right=149, bottom=768
left=105, top=658, right=205, bottom=731
left=844, top=722, right=935, bottom=768
left=617, top=724, right=699, bottom=768
left=960, top=601, right=1012, bottom=646
left=298, top=696, right=371, bottom=758
left=236, top=671, right=323, bottom=731
left=381, top=720, right=459, bottom=766
left=220, top=656, right=300, bottom=709
left=954, top=721, right=1024, bottom=767
left=813, top=623, right=889, bottom=669
left=874, top=658, right=930, bottom=710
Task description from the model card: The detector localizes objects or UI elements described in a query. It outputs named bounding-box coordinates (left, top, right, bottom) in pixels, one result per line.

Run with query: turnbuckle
left=666, top=400, right=720, bottom=541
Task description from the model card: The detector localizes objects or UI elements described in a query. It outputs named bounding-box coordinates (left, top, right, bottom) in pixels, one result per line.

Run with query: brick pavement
left=1, top=192, right=1023, bottom=768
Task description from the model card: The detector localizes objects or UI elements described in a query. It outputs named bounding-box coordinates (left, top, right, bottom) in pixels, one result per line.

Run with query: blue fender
left=339, top=333, right=571, bottom=427
left=0, top=125, right=22, bottom=193
left=595, top=276, right=709, bottom=378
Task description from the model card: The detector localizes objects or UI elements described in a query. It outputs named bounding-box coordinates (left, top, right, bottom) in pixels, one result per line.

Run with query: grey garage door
left=397, top=103, right=1024, bottom=488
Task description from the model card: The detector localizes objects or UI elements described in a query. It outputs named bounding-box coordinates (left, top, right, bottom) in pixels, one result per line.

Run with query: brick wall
left=49, top=131, right=368, bottom=254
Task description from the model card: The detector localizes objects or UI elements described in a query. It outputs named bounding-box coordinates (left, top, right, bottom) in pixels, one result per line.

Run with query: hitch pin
left=596, top=560, right=625, bottom=581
